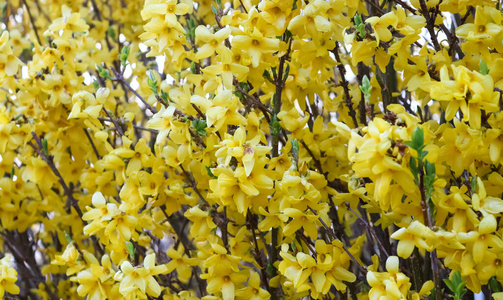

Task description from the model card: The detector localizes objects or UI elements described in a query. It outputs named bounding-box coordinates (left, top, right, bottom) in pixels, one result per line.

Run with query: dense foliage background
left=2, top=0, right=503, bottom=299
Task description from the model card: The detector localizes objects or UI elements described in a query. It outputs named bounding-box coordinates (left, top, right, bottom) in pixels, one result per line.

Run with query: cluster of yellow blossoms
left=4, top=0, right=503, bottom=299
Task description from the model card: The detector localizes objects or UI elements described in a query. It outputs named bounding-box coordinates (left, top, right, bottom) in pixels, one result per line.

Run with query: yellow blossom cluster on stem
left=4, top=0, right=503, bottom=299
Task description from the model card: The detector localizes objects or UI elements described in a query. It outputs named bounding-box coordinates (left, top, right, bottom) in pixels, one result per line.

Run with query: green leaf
left=100, top=69, right=110, bottom=79
left=97, top=65, right=111, bottom=79
left=119, top=45, right=130, bottom=66
left=271, top=66, right=277, bottom=79
left=190, top=61, right=196, bottom=74
left=215, top=0, right=222, bottom=8
left=290, top=241, right=297, bottom=252
left=443, top=278, right=454, bottom=292
left=354, top=14, right=363, bottom=27
left=64, top=231, right=73, bottom=244
left=283, top=64, right=290, bottom=81
left=266, top=259, right=274, bottom=276
left=417, top=105, right=423, bottom=119
left=409, top=157, right=418, bottom=184
left=407, top=127, right=424, bottom=151
left=271, top=114, right=281, bottom=140
left=239, top=82, right=249, bottom=92
left=188, top=18, right=195, bottom=30
left=107, top=27, right=116, bottom=40
left=452, top=270, right=462, bottom=285
left=356, top=24, right=366, bottom=37
left=41, top=138, right=49, bottom=156
left=211, top=4, right=218, bottom=15
left=161, top=90, right=168, bottom=103
left=206, top=166, right=217, bottom=179
left=456, top=281, right=466, bottom=293
left=479, top=59, right=490, bottom=75
left=292, top=0, right=298, bottom=10
left=125, top=241, right=135, bottom=261
left=147, top=72, right=158, bottom=93
left=291, top=139, right=299, bottom=159
left=93, top=80, right=99, bottom=91
left=263, top=70, right=273, bottom=83
left=471, top=176, right=477, bottom=193
left=490, top=277, right=501, bottom=292
left=192, top=119, right=207, bottom=134
left=360, top=75, right=372, bottom=95
left=425, top=160, right=435, bottom=178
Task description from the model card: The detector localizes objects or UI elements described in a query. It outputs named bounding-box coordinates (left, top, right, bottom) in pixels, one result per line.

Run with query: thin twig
left=179, top=165, right=209, bottom=206
left=20, top=0, right=42, bottom=45
left=346, top=204, right=390, bottom=258
left=419, top=0, right=441, bottom=51
left=333, top=43, right=359, bottom=128
left=103, top=108, right=125, bottom=136
left=300, top=140, right=323, bottom=174
left=111, top=67, right=157, bottom=114
left=309, top=207, right=367, bottom=275
left=28, top=132, right=105, bottom=256
left=247, top=210, right=271, bottom=293
left=83, top=128, right=101, bottom=159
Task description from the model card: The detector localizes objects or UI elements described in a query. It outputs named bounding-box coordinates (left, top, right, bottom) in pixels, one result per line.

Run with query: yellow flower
left=47, top=5, right=89, bottom=39
left=288, top=0, right=332, bottom=38
left=282, top=208, right=319, bottom=239
left=68, top=88, right=109, bottom=119
left=191, top=90, right=247, bottom=132
left=147, top=106, right=178, bottom=144
left=0, top=32, right=23, bottom=78
left=367, top=256, right=433, bottom=300
left=166, top=248, right=197, bottom=283
left=184, top=206, right=217, bottom=240
left=0, top=255, right=20, bottom=297
left=430, top=65, right=499, bottom=129
left=365, top=11, right=398, bottom=44
left=390, top=221, right=435, bottom=259
left=82, top=192, right=121, bottom=236
left=52, top=243, right=85, bottom=276
left=141, top=0, right=190, bottom=24
left=236, top=271, right=270, bottom=299
left=114, top=253, right=168, bottom=299
left=202, top=50, right=249, bottom=89
left=201, top=266, right=248, bottom=300
left=456, top=6, right=503, bottom=58
left=195, top=26, right=230, bottom=60
left=73, top=254, right=115, bottom=299
left=231, top=29, right=280, bottom=68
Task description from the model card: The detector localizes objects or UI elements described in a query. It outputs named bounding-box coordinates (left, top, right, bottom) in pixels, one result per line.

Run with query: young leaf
left=64, top=231, right=73, bottom=244
left=479, top=59, right=490, bottom=75
left=125, top=241, right=135, bottom=261
left=206, top=166, right=217, bottom=179
left=41, top=138, right=49, bottom=156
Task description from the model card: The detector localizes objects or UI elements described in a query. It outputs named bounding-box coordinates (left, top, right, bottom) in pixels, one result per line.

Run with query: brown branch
left=346, top=204, right=390, bottom=259
left=103, top=108, right=125, bottom=136
left=28, top=132, right=105, bottom=256
left=247, top=211, right=271, bottom=293
left=111, top=67, right=157, bottom=114
left=83, top=128, right=101, bottom=159
left=179, top=165, right=209, bottom=207
left=419, top=0, right=441, bottom=51
left=333, top=43, right=359, bottom=128
left=300, top=140, right=323, bottom=174
left=308, top=207, right=367, bottom=275
left=20, top=0, right=42, bottom=46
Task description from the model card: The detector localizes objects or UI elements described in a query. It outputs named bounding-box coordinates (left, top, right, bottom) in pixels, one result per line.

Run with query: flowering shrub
left=3, top=0, right=503, bottom=299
